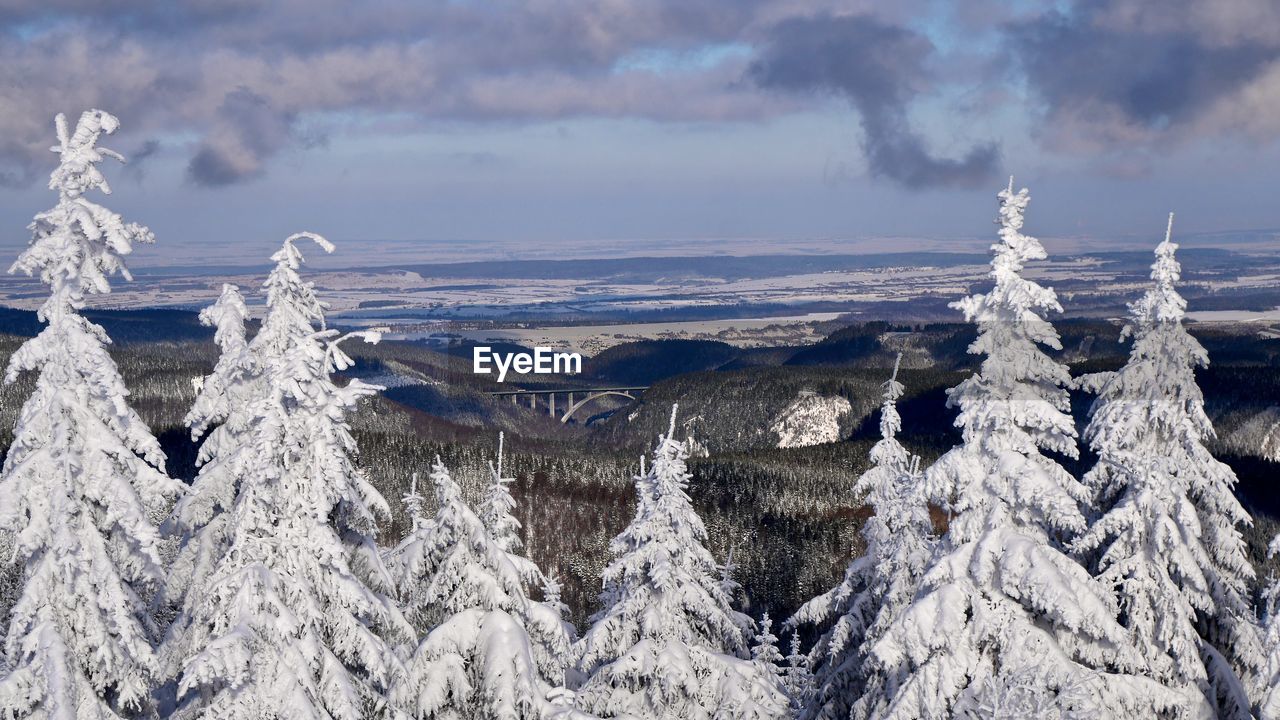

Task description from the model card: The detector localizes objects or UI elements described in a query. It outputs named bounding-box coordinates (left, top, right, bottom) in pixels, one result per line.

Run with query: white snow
left=770, top=390, right=851, bottom=448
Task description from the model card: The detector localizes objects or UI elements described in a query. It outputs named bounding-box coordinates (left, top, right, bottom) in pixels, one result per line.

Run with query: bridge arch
left=560, top=390, right=637, bottom=424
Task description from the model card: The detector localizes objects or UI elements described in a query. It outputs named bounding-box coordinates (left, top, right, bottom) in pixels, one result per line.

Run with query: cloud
left=188, top=88, right=294, bottom=186
left=0, top=140, right=39, bottom=188
left=9, top=0, right=1271, bottom=189
left=120, top=139, right=160, bottom=182
left=749, top=14, right=999, bottom=189
left=0, top=30, right=174, bottom=187
left=1007, top=0, right=1280, bottom=153
left=0, top=0, right=837, bottom=185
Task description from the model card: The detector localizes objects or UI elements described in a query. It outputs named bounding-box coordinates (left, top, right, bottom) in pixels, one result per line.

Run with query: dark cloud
left=187, top=88, right=295, bottom=186
left=750, top=14, right=998, bottom=189
left=119, top=139, right=160, bottom=182
left=1006, top=0, right=1280, bottom=151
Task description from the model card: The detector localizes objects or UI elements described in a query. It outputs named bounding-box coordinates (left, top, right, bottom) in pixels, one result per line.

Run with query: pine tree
left=574, top=406, right=788, bottom=719
left=718, top=547, right=744, bottom=610
left=478, top=433, right=575, bottom=688
left=391, top=458, right=565, bottom=719
left=172, top=236, right=411, bottom=720
left=0, top=110, right=183, bottom=718
left=781, top=633, right=813, bottom=715
left=163, top=234, right=336, bottom=677
left=480, top=433, right=522, bottom=555
left=789, top=355, right=934, bottom=720
left=386, top=472, right=436, bottom=633
left=161, top=283, right=256, bottom=676
left=871, top=180, right=1167, bottom=719
left=1074, top=215, right=1263, bottom=719
left=186, top=283, right=252, bottom=439
left=1260, top=537, right=1280, bottom=720
left=538, top=575, right=579, bottom=688
left=752, top=614, right=784, bottom=689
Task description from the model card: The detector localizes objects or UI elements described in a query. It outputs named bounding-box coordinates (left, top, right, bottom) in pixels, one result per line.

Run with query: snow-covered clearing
left=770, top=391, right=851, bottom=448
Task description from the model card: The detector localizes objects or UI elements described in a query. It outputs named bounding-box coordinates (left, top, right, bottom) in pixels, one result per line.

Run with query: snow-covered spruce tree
left=574, top=406, right=787, bottom=719
left=788, top=355, right=933, bottom=720
left=1261, top=536, right=1280, bottom=720
left=871, top=180, right=1170, bottom=719
left=385, top=472, right=434, bottom=632
left=479, top=433, right=576, bottom=687
left=781, top=633, right=813, bottom=715
left=164, top=234, right=336, bottom=677
left=480, top=433, right=522, bottom=554
left=0, top=110, right=184, bottom=718
left=539, top=575, right=579, bottom=688
left=751, top=614, right=783, bottom=690
left=186, top=283, right=252, bottom=439
left=1074, top=216, right=1263, bottom=719
left=172, top=236, right=412, bottom=720
left=160, top=283, right=255, bottom=675
left=391, top=457, right=567, bottom=719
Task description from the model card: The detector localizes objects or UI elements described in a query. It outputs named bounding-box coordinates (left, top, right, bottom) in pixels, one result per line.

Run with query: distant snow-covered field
left=4, top=249, right=1280, bottom=351
left=445, top=313, right=846, bottom=353
left=1186, top=308, right=1280, bottom=322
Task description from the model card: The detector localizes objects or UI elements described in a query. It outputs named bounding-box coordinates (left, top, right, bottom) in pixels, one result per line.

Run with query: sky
left=2, top=0, right=1280, bottom=264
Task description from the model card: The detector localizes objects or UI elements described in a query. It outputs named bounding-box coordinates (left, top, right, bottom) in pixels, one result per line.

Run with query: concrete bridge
left=489, top=386, right=649, bottom=424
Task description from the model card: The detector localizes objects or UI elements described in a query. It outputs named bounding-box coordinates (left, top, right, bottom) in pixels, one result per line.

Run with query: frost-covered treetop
left=48, top=110, right=123, bottom=199
left=1091, top=214, right=1210, bottom=449
left=274, top=229, right=336, bottom=270
left=403, top=471, right=426, bottom=532
left=10, top=110, right=153, bottom=319
left=953, top=177, right=1064, bottom=346
left=1127, top=213, right=1187, bottom=333
left=256, top=231, right=333, bottom=360
left=943, top=177, right=1076, bottom=471
left=868, top=353, right=908, bottom=472
left=185, top=283, right=251, bottom=438
left=656, top=402, right=685, bottom=462
left=993, top=175, right=1047, bottom=273
left=481, top=431, right=524, bottom=554
left=201, top=283, right=249, bottom=357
